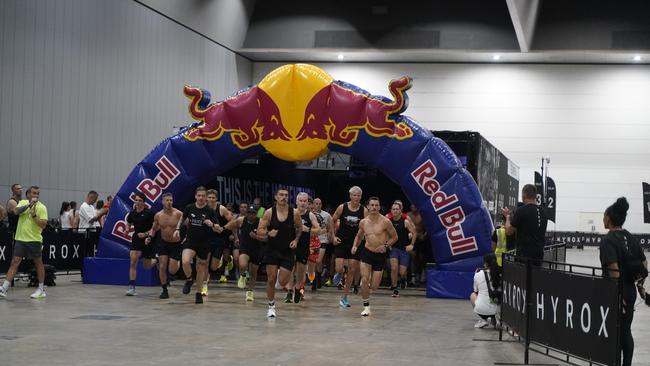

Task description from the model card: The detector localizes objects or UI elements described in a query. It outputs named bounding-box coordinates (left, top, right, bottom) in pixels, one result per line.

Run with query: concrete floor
left=0, top=248, right=648, bottom=366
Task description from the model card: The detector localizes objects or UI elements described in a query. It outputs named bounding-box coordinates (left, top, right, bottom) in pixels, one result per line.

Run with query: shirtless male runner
left=352, top=197, right=398, bottom=316
left=146, top=192, right=183, bottom=299
left=257, top=189, right=303, bottom=318
left=332, top=186, right=368, bottom=308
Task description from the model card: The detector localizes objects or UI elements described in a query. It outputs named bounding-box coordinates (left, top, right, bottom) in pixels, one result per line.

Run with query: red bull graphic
left=183, top=86, right=291, bottom=148
left=297, top=77, right=413, bottom=146
left=94, top=63, right=493, bottom=298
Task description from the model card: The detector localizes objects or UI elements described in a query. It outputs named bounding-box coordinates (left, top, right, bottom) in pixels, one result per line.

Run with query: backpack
left=483, top=270, right=502, bottom=305
left=620, top=232, right=648, bottom=282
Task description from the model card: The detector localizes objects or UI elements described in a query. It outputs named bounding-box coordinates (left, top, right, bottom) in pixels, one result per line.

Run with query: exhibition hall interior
left=0, top=1, right=649, bottom=365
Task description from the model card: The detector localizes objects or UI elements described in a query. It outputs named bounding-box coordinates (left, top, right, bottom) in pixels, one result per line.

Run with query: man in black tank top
left=5, top=184, right=23, bottom=235
left=285, top=193, right=320, bottom=304
left=257, top=189, right=303, bottom=318
left=331, top=186, right=368, bottom=308
left=202, top=189, right=233, bottom=296
left=225, top=205, right=266, bottom=302
left=388, top=203, right=416, bottom=297
left=177, top=187, right=220, bottom=304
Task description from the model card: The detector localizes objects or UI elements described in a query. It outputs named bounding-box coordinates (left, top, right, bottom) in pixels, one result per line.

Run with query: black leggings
left=621, top=310, right=634, bottom=366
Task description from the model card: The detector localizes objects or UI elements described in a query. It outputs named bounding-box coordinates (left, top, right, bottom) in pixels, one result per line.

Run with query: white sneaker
left=0, top=287, right=7, bottom=298
left=474, top=319, right=489, bottom=328
left=267, top=306, right=276, bottom=318
left=125, top=287, right=137, bottom=296
left=361, top=306, right=371, bottom=317
left=30, top=288, right=46, bottom=299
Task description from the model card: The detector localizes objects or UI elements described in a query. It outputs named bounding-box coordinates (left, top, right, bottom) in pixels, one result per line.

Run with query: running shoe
left=226, top=255, right=234, bottom=271
left=125, top=286, right=136, bottom=296
left=195, top=292, right=203, bottom=304
left=245, top=290, right=254, bottom=302
left=284, top=291, right=293, bottom=304
left=159, top=289, right=169, bottom=299
left=30, top=288, right=47, bottom=299
left=361, top=306, right=371, bottom=317
left=201, top=284, right=208, bottom=296
left=474, top=319, right=490, bottom=328
left=182, top=280, right=193, bottom=294
left=267, top=305, right=276, bottom=318
left=0, top=287, right=7, bottom=298
left=293, top=288, right=301, bottom=304
left=324, top=278, right=333, bottom=287
left=391, top=288, right=399, bottom=298
left=339, top=295, right=350, bottom=308
left=219, top=275, right=228, bottom=283
left=237, top=275, right=247, bottom=289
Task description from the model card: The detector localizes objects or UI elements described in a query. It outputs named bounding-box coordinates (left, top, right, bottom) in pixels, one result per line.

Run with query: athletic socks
left=363, top=299, right=370, bottom=307
left=162, top=284, right=167, bottom=291
left=128, top=280, right=135, bottom=287
left=38, top=283, right=44, bottom=291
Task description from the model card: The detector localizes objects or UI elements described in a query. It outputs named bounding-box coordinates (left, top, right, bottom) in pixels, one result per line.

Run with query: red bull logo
left=411, top=159, right=478, bottom=256
left=183, top=64, right=414, bottom=161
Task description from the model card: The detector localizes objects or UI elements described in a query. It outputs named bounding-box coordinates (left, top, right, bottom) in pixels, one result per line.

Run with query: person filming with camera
left=600, top=197, right=648, bottom=366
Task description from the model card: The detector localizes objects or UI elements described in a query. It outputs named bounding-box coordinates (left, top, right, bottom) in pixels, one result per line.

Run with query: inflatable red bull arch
left=86, top=64, right=494, bottom=298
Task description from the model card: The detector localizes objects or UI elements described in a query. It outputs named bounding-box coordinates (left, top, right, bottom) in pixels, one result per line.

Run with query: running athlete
left=285, top=193, right=320, bottom=303
left=203, top=189, right=233, bottom=295
left=177, top=187, right=220, bottom=304
left=352, top=197, right=398, bottom=316
left=312, top=198, right=334, bottom=291
left=224, top=205, right=266, bottom=301
left=388, top=203, right=416, bottom=297
left=126, top=192, right=156, bottom=296
left=146, top=192, right=183, bottom=299
left=331, top=186, right=368, bottom=307
left=257, top=189, right=302, bottom=318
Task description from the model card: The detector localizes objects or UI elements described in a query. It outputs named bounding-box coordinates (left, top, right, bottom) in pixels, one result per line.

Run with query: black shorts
left=322, top=242, right=334, bottom=258
left=351, top=241, right=365, bottom=261
left=131, top=238, right=156, bottom=259
left=158, top=238, right=182, bottom=261
left=240, top=242, right=264, bottom=266
left=295, top=242, right=310, bottom=265
left=362, top=249, right=386, bottom=272
left=334, top=240, right=352, bottom=259
left=263, top=247, right=294, bottom=271
left=209, top=236, right=226, bottom=260
left=185, top=240, right=210, bottom=260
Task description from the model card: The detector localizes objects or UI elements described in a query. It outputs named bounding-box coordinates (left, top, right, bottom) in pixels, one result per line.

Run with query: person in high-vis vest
left=491, top=226, right=508, bottom=267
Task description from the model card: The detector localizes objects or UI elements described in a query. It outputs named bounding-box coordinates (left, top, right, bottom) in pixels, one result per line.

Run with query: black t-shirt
left=511, top=204, right=547, bottom=261
left=183, top=204, right=218, bottom=244
left=127, top=208, right=154, bottom=243
left=336, top=203, right=363, bottom=242
left=600, top=230, right=647, bottom=307
left=391, top=217, right=410, bottom=250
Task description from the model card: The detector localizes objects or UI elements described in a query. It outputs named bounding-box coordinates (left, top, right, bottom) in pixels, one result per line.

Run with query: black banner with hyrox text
left=0, top=229, right=93, bottom=274
left=501, top=256, right=620, bottom=366
left=548, top=231, right=650, bottom=250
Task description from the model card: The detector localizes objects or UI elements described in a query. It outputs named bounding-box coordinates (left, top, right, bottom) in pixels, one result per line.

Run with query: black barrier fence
left=0, top=228, right=100, bottom=275
left=500, top=252, right=621, bottom=366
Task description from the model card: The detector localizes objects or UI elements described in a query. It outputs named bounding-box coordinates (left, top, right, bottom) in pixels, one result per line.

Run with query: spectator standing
left=5, top=184, right=23, bottom=235
left=503, top=184, right=547, bottom=265
left=59, top=201, right=73, bottom=230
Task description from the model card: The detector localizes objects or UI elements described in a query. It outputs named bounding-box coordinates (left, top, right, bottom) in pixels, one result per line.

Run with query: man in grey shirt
left=312, top=198, right=334, bottom=290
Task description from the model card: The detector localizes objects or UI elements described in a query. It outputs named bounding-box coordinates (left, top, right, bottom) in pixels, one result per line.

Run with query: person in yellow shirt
left=0, top=186, right=48, bottom=299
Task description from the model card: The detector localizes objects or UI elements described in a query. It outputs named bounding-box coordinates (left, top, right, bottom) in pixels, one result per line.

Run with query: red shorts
left=308, top=236, right=321, bottom=263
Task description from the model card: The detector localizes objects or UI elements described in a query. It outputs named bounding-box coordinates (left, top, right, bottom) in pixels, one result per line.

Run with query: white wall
left=0, top=0, right=252, bottom=214
left=254, top=62, right=650, bottom=233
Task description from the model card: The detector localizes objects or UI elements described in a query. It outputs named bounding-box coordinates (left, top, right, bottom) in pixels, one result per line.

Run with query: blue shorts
left=389, top=247, right=410, bottom=267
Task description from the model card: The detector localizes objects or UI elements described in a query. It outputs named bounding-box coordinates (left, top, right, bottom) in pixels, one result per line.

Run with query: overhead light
left=492, top=54, right=501, bottom=61
left=337, top=54, right=345, bottom=61
left=633, top=55, right=642, bottom=62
